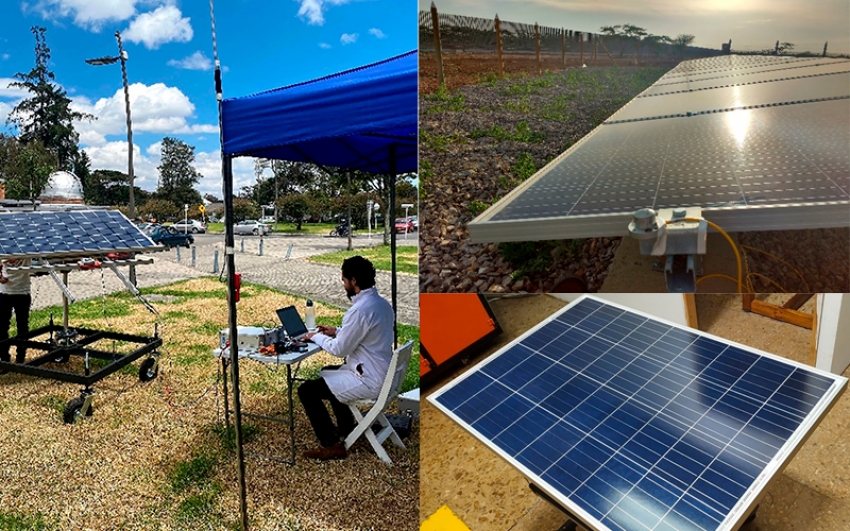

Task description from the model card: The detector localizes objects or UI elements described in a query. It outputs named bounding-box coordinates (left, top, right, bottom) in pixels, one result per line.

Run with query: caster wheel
left=63, top=396, right=93, bottom=424
left=54, top=352, right=71, bottom=364
left=139, top=357, right=158, bottom=382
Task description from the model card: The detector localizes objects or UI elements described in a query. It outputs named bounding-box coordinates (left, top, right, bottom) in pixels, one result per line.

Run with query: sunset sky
left=421, top=0, right=850, bottom=55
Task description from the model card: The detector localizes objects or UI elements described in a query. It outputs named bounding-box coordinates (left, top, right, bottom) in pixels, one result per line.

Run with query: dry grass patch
left=0, top=277, right=418, bottom=531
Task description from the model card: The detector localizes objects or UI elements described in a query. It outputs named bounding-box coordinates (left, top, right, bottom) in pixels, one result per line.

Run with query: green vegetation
left=205, top=221, right=359, bottom=236
left=425, top=84, right=465, bottom=112
left=469, top=121, right=544, bottom=143
left=467, top=200, right=491, bottom=216
left=0, top=511, right=52, bottom=531
left=500, top=239, right=585, bottom=280
left=211, top=423, right=262, bottom=452
left=307, top=244, right=418, bottom=275
left=502, top=72, right=556, bottom=95
left=420, top=130, right=465, bottom=152
left=511, top=152, right=537, bottom=181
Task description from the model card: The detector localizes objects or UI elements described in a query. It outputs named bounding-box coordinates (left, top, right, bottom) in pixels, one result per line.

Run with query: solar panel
left=429, top=296, right=847, bottom=531
left=0, top=210, right=162, bottom=260
left=467, top=56, right=850, bottom=243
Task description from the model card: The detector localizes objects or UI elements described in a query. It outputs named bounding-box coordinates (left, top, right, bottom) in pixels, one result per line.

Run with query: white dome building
left=40, top=171, right=85, bottom=204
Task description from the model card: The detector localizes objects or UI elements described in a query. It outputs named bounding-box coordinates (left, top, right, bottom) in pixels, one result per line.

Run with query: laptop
left=276, top=306, right=310, bottom=341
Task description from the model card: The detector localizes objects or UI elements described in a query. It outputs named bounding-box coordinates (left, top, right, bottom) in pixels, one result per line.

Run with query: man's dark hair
left=341, top=255, right=376, bottom=289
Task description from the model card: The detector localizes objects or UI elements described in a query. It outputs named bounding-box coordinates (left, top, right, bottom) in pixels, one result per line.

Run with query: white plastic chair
left=343, top=340, right=415, bottom=464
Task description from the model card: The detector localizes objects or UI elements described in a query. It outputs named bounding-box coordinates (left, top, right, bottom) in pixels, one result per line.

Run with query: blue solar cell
left=0, top=210, right=159, bottom=259
left=430, top=297, right=847, bottom=531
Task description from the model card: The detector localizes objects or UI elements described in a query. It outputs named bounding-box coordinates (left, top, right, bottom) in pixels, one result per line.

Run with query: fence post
left=593, top=35, right=598, bottom=65
left=535, top=23, right=541, bottom=74
left=561, top=28, right=566, bottom=69
left=431, top=2, right=445, bottom=88
left=579, top=32, right=584, bottom=65
left=494, top=15, right=504, bottom=79
left=823, top=41, right=828, bottom=57
left=775, top=40, right=780, bottom=55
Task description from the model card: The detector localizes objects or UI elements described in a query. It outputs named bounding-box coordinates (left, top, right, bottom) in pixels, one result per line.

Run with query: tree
left=156, top=137, right=203, bottom=208
left=137, top=198, right=179, bottom=222
left=232, top=198, right=260, bottom=221
left=622, top=24, right=648, bottom=61
left=276, top=194, right=312, bottom=230
left=672, top=34, right=696, bottom=59
left=0, top=134, right=57, bottom=203
left=7, top=27, right=92, bottom=172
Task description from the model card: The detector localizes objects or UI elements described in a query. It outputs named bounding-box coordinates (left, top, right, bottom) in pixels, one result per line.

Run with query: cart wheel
left=139, top=357, right=158, bottom=382
left=63, top=396, right=93, bottom=424
left=744, top=505, right=759, bottom=526
left=54, top=352, right=71, bottom=363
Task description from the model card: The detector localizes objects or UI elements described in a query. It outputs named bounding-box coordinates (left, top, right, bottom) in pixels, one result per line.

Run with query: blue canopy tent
left=215, top=50, right=417, bottom=529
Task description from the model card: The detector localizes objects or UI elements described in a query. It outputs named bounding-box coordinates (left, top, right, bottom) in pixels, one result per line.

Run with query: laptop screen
left=276, top=306, right=308, bottom=338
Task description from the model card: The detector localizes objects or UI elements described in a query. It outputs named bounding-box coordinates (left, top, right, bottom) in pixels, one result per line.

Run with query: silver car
left=234, top=220, right=271, bottom=236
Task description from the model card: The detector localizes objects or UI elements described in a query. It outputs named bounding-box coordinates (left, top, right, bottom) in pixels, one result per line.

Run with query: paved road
left=29, top=233, right=420, bottom=326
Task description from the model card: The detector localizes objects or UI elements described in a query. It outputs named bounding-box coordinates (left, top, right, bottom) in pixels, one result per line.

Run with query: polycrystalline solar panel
left=467, top=55, right=850, bottom=242
left=429, top=297, right=847, bottom=531
left=0, top=210, right=161, bottom=260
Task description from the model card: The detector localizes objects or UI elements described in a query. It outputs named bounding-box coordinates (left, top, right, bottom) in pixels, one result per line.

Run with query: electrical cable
left=746, top=272, right=788, bottom=293
left=740, top=244, right=810, bottom=292
left=695, top=273, right=741, bottom=289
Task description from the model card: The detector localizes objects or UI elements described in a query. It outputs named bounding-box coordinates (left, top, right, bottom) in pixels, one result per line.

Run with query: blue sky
left=0, top=0, right=417, bottom=198
left=423, top=0, right=850, bottom=55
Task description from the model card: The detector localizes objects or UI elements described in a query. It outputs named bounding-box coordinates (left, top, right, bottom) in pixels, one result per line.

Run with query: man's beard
left=345, top=287, right=356, bottom=300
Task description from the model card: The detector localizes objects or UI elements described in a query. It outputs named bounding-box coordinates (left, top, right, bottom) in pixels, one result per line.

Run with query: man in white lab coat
left=298, top=255, right=394, bottom=460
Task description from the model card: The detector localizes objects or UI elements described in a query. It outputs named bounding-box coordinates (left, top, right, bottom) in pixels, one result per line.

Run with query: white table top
left=213, top=342, right=322, bottom=365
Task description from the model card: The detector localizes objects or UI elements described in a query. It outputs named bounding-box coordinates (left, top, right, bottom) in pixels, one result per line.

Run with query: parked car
left=409, top=215, right=418, bottom=230
left=172, top=219, right=207, bottom=233
left=394, top=217, right=416, bottom=233
left=234, top=220, right=271, bottom=236
left=144, top=224, right=194, bottom=249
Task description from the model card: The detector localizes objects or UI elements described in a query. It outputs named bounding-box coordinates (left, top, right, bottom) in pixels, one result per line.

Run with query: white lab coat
left=311, top=287, right=394, bottom=402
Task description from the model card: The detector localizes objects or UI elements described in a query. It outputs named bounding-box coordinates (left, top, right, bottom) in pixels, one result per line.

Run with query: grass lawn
left=205, top=222, right=364, bottom=236
left=308, top=243, right=418, bottom=275
left=2, top=278, right=419, bottom=531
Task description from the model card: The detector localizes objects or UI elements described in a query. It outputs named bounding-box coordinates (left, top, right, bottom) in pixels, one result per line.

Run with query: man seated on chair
left=298, top=255, right=394, bottom=461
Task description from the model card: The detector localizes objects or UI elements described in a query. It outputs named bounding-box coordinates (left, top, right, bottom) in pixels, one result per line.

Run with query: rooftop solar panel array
left=467, top=55, right=850, bottom=242
left=0, top=210, right=161, bottom=260
left=430, top=297, right=847, bottom=531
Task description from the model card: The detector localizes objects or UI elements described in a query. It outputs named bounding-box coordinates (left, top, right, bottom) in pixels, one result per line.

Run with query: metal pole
left=273, top=161, right=279, bottom=232
left=209, top=0, right=248, bottom=526
left=116, top=31, right=137, bottom=287
left=346, top=171, right=352, bottom=251
left=62, top=271, right=69, bottom=331
left=389, top=145, right=398, bottom=348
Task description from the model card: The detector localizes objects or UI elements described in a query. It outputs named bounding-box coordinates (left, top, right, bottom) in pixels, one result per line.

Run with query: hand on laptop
left=316, top=325, right=337, bottom=337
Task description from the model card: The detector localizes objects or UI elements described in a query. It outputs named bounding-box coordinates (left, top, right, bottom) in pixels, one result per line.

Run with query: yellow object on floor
left=421, top=505, right=472, bottom=531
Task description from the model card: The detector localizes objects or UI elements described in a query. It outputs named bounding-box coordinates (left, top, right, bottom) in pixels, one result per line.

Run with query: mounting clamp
left=628, top=207, right=707, bottom=293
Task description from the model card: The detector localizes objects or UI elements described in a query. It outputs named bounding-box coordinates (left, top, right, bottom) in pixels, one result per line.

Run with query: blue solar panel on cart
left=0, top=210, right=159, bottom=259
left=431, top=297, right=845, bottom=531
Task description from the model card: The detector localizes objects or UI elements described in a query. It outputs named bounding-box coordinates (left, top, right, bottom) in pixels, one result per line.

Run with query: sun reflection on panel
left=726, top=87, right=751, bottom=149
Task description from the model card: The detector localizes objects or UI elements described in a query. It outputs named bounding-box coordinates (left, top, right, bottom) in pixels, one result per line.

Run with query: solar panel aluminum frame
left=428, top=295, right=848, bottom=531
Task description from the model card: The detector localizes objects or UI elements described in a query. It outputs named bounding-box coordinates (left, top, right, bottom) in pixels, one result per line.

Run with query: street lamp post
left=86, top=29, right=136, bottom=285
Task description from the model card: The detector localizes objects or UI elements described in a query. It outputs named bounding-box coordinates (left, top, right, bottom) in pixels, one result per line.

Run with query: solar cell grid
left=0, top=210, right=161, bottom=259
left=430, top=297, right=846, bottom=531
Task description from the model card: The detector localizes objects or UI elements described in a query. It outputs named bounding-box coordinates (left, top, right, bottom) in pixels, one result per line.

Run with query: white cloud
left=340, top=33, right=358, bottom=45
left=71, top=82, right=218, bottom=146
left=0, top=77, right=29, bottom=99
left=369, top=28, right=385, bottom=39
left=82, top=142, right=253, bottom=197
left=124, top=5, right=193, bottom=49
left=296, top=0, right=350, bottom=26
left=319, top=42, right=331, bottom=49
left=25, top=0, right=137, bottom=30
left=167, top=51, right=212, bottom=71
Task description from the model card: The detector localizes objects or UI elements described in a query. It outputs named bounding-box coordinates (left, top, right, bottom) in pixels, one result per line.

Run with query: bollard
left=241, top=238, right=245, bottom=253
left=176, top=246, right=181, bottom=262
left=285, top=243, right=293, bottom=260
left=191, top=246, right=196, bottom=267
left=259, top=237, right=264, bottom=256
left=213, top=249, right=219, bottom=273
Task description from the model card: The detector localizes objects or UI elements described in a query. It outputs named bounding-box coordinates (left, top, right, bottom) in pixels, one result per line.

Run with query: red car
left=394, top=218, right=416, bottom=233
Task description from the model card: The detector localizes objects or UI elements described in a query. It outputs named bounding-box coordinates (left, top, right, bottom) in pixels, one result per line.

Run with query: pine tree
left=7, top=27, right=92, bottom=172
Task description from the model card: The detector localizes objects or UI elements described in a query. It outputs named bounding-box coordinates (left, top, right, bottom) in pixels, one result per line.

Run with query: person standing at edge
left=0, top=258, right=32, bottom=365
left=298, top=255, right=394, bottom=460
